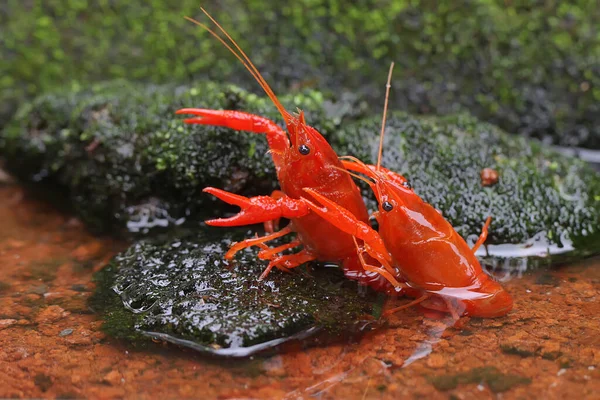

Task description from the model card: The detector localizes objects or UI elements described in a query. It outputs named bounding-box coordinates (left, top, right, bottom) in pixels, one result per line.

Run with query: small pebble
left=480, top=168, right=499, bottom=186
left=0, top=319, right=17, bottom=330
left=59, top=328, right=74, bottom=337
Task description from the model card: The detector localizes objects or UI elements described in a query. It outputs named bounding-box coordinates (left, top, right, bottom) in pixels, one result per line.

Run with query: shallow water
left=0, top=184, right=599, bottom=399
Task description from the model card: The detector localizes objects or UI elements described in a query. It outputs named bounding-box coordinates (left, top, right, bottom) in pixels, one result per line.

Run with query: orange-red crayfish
left=307, top=64, right=513, bottom=318
left=176, top=8, right=404, bottom=291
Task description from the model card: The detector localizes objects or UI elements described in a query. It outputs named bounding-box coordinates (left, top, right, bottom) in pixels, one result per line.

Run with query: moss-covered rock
left=89, top=229, right=380, bottom=356
left=337, top=113, right=600, bottom=258
left=2, top=83, right=599, bottom=265
left=0, top=81, right=342, bottom=233
left=2, top=1, right=599, bottom=147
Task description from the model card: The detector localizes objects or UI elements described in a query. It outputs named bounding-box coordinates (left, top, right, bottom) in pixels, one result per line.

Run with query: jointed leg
left=353, top=237, right=405, bottom=290
left=302, top=188, right=396, bottom=278
left=252, top=241, right=292, bottom=277
left=203, top=187, right=310, bottom=227
left=259, top=249, right=316, bottom=280
left=257, top=239, right=301, bottom=260
left=442, top=297, right=462, bottom=321
left=230, top=233, right=305, bottom=280
left=263, top=190, right=286, bottom=234
left=382, top=293, right=430, bottom=317
left=225, top=225, right=293, bottom=259
left=472, top=216, right=492, bottom=253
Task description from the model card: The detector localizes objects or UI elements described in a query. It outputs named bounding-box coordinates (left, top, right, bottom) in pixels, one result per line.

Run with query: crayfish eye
left=298, top=144, right=310, bottom=155
left=382, top=201, right=394, bottom=212
left=402, top=181, right=412, bottom=190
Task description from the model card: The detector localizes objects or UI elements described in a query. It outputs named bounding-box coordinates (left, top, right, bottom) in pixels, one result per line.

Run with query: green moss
left=2, top=1, right=600, bottom=147
left=428, top=366, right=531, bottom=393
left=1, top=81, right=341, bottom=233
left=89, top=263, right=148, bottom=345
left=500, top=344, right=536, bottom=358
left=90, top=229, right=380, bottom=355
left=27, top=259, right=65, bottom=283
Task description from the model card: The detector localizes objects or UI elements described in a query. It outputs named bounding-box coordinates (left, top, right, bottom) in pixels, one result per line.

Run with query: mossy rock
left=336, top=112, right=600, bottom=267
left=0, top=81, right=346, bottom=233
left=90, top=229, right=381, bottom=356
left=2, top=1, right=600, bottom=148
left=2, top=82, right=599, bottom=268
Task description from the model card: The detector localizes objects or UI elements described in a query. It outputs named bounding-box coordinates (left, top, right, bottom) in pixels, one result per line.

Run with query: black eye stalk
left=298, top=144, right=310, bottom=155
left=402, top=181, right=412, bottom=190
left=382, top=201, right=394, bottom=212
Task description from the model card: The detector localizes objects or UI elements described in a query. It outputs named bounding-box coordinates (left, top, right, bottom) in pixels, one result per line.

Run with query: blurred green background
left=2, top=0, right=599, bottom=147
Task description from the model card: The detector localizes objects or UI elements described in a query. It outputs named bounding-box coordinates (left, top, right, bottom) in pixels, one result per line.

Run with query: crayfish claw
left=203, top=187, right=253, bottom=208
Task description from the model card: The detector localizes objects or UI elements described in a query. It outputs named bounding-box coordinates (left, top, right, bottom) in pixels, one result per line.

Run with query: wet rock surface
left=1, top=185, right=599, bottom=399
left=91, top=231, right=380, bottom=355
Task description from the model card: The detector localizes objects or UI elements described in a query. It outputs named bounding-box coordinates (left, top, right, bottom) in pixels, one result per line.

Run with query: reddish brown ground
left=0, top=184, right=599, bottom=399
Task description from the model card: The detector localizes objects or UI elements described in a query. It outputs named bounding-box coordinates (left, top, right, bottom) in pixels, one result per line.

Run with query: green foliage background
left=2, top=0, right=600, bottom=146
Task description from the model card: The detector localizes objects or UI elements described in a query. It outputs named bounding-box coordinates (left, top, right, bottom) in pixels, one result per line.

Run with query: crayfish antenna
left=332, top=165, right=375, bottom=189
left=185, top=9, right=292, bottom=130
left=376, top=62, right=395, bottom=171
left=338, top=155, right=379, bottom=181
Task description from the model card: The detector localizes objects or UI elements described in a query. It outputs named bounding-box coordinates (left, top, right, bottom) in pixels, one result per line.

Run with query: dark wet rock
left=338, top=112, right=600, bottom=265
left=70, top=284, right=89, bottom=292
left=1, top=81, right=345, bottom=233
left=428, top=366, right=531, bottom=393
left=33, top=373, right=53, bottom=392
left=535, top=273, right=561, bottom=287
left=2, top=2, right=599, bottom=148
left=90, top=230, right=380, bottom=356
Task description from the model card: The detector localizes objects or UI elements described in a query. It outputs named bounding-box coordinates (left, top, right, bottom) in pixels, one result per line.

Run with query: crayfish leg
left=257, top=239, right=302, bottom=260
left=225, top=225, right=293, bottom=259
left=259, top=249, right=316, bottom=280
left=382, top=293, right=430, bottom=317
left=471, top=216, right=492, bottom=253
left=263, top=190, right=285, bottom=233
left=352, top=237, right=404, bottom=289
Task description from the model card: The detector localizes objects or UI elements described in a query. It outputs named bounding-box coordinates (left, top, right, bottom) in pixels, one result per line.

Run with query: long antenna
left=332, top=165, right=374, bottom=186
left=199, top=8, right=290, bottom=121
left=376, top=62, right=395, bottom=171
left=183, top=9, right=291, bottom=123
